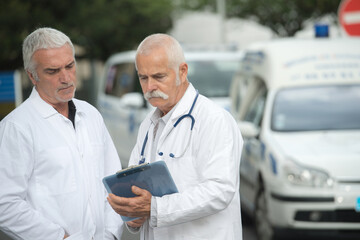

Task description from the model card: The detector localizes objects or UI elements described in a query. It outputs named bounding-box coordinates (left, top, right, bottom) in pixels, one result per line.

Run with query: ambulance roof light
left=314, top=24, right=329, bottom=38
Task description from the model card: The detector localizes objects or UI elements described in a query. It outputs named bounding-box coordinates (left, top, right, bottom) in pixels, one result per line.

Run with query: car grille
left=295, top=209, right=360, bottom=223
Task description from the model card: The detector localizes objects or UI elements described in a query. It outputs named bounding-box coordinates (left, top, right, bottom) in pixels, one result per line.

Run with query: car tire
left=255, top=186, right=275, bottom=240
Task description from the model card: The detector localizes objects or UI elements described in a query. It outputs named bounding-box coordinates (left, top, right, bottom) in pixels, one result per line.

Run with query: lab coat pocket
left=35, top=146, right=77, bottom=195
left=164, top=156, right=198, bottom=192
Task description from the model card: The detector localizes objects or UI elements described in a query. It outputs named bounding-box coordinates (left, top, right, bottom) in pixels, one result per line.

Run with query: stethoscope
left=138, top=90, right=199, bottom=164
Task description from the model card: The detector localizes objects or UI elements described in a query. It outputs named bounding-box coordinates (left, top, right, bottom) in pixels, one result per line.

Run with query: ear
left=179, top=63, right=188, bottom=82
left=27, top=70, right=37, bottom=85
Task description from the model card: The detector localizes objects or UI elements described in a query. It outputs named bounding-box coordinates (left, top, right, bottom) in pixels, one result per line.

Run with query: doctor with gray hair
left=0, top=27, right=123, bottom=239
left=107, top=33, right=244, bottom=240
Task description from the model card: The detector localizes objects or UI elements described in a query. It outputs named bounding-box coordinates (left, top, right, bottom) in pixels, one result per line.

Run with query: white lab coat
left=128, top=84, right=244, bottom=240
left=0, top=88, right=123, bottom=240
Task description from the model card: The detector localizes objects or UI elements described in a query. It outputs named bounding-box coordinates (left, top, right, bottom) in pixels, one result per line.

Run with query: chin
left=56, top=93, right=75, bottom=103
left=58, top=88, right=76, bottom=101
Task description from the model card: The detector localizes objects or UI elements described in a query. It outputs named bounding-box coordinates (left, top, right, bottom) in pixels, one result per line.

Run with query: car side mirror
left=121, top=92, right=145, bottom=109
left=237, top=121, right=260, bottom=138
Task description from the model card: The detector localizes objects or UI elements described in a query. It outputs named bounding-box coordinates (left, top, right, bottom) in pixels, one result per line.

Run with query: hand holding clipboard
left=103, top=161, right=178, bottom=221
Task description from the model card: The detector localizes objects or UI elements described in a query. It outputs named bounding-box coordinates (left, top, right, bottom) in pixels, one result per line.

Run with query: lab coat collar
left=153, top=83, right=197, bottom=153
left=169, top=83, right=197, bottom=123
left=29, top=87, right=84, bottom=119
left=150, top=101, right=177, bottom=126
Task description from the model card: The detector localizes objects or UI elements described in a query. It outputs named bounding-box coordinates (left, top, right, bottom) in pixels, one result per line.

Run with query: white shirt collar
left=29, top=87, right=82, bottom=119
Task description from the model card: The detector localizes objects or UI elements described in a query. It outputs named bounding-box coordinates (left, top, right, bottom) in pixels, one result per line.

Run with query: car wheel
left=255, top=186, right=274, bottom=240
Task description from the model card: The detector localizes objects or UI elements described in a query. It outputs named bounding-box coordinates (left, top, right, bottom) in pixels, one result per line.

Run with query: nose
left=146, top=77, right=157, bottom=92
left=59, top=68, right=71, bottom=83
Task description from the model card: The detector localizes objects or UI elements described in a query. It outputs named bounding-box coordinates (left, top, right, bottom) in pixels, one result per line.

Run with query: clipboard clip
left=116, top=162, right=149, bottom=174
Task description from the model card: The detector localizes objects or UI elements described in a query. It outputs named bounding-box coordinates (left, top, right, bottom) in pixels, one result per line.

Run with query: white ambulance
left=97, top=49, right=243, bottom=167
left=230, top=37, right=360, bottom=240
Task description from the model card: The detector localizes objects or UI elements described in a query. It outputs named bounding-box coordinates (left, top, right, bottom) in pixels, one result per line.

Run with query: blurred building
left=169, top=11, right=275, bottom=50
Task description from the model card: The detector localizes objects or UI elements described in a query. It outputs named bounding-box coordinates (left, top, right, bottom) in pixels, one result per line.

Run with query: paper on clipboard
left=102, top=161, right=178, bottom=222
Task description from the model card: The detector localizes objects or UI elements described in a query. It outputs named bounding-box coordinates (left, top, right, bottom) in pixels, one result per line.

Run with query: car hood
left=271, top=130, right=360, bottom=179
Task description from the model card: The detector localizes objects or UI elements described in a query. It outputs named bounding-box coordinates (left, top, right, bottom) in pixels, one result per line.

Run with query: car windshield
left=271, top=84, right=360, bottom=131
left=187, top=60, right=239, bottom=97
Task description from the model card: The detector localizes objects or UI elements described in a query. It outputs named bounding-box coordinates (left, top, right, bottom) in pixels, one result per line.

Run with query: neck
left=161, top=81, right=189, bottom=116
left=53, top=102, right=69, bottom=118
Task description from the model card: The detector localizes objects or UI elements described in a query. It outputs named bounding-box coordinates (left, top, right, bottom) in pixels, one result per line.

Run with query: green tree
left=178, top=0, right=342, bottom=36
left=0, top=0, right=173, bottom=70
left=227, top=0, right=342, bottom=36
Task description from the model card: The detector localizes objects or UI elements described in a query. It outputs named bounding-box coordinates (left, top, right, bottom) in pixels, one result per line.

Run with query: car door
left=239, top=78, right=267, bottom=212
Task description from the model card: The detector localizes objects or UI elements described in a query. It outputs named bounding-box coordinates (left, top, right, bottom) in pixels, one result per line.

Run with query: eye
left=45, top=69, right=59, bottom=75
left=65, top=62, right=75, bottom=69
left=154, top=74, right=166, bottom=80
left=139, top=75, right=148, bottom=81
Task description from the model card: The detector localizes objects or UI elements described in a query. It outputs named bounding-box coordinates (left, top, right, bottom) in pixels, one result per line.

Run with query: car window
left=104, top=63, right=141, bottom=97
left=187, top=60, right=240, bottom=97
left=271, top=84, right=360, bottom=131
left=244, top=86, right=267, bottom=127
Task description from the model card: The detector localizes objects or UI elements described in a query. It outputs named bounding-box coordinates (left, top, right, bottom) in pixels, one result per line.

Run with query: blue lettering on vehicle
left=261, top=142, right=266, bottom=161
left=269, top=153, right=277, bottom=175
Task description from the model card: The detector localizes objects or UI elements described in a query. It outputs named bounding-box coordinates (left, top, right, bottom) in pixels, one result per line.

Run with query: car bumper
left=267, top=187, right=360, bottom=230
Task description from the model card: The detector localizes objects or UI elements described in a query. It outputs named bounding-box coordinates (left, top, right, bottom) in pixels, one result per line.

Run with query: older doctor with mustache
left=107, top=33, right=244, bottom=240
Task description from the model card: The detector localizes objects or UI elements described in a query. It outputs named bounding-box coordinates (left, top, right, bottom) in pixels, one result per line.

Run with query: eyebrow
left=66, top=61, right=75, bottom=66
left=152, top=73, right=166, bottom=77
left=138, top=73, right=147, bottom=78
left=44, top=61, right=75, bottom=72
left=44, top=67, right=60, bottom=73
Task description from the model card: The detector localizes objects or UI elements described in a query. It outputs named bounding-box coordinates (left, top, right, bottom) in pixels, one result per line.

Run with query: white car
left=97, top=49, right=243, bottom=167
left=230, top=37, right=360, bottom=240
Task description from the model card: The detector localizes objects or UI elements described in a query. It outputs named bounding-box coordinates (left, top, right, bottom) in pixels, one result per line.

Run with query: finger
left=131, top=186, right=143, bottom=195
left=108, top=193, right=127, bottom=205
left=132, top=186, right=151, bottom=197
left=107, top=197, right=120, bottom=214
left=127, top=217, right=147, bottom=228
left=107, top=195, right=128, bottom=214
left=108, top=193, right=120, bottom=202
left=132, top=217, right=147, bottom=224
left=127, top=221, right=141, bottom=228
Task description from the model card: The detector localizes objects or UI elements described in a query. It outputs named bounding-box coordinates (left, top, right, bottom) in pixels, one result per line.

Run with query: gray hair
left=22, top=27, right=75, bottom=76
left=135, top=33, right=185, bottom=77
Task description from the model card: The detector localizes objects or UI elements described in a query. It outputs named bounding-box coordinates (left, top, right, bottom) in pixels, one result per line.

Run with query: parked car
left=97, top=48, right=243, bottom=167
left=230, top=37, right=360, bottom=240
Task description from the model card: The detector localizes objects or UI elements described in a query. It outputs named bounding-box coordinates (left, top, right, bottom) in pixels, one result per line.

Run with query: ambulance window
left=271, top=84, right=360, bottom=131
left=244, top=87, right=267, bottom=127
left=104, top=63, right=138, bottom=97
left=187, top=60, right=239, bottom=98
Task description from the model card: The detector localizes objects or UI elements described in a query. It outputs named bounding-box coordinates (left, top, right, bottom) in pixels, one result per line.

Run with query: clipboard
left=102, top=161, right=178, bottom=222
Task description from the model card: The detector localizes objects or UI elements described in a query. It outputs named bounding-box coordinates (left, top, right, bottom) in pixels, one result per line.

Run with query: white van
left=230, top=37, right=360, bottom=240
left=97, top=49, right=243, bottom=167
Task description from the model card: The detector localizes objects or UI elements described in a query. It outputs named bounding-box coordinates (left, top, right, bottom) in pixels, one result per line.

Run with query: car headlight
left=283, top=160, right=334, bottom=188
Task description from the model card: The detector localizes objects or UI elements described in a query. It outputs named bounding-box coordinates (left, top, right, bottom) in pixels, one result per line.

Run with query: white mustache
left=144, top=90, right=169, bottom=101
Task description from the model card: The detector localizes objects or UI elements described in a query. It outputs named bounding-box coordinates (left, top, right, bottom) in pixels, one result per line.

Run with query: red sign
left=338, top=0, right=360, bottom=36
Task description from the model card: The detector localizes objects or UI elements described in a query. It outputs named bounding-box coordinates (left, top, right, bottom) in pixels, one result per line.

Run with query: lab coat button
left=158, top=152, right=163, bottom=156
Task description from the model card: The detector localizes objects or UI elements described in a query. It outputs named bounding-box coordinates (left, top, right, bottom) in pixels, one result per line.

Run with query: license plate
left=356, top=197, right=360, bottom=212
